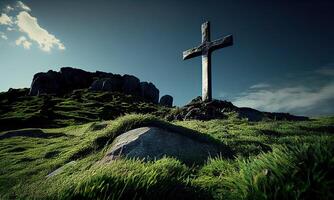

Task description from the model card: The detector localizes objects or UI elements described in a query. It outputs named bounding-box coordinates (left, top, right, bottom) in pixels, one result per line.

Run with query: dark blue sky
left=0, top=0, right=333, bottom=116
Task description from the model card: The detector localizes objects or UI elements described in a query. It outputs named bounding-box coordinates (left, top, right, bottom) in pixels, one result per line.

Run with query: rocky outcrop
left=122, top=75, right=141, bottom=96
left=89, top=79, right=115, bottom=92
left=29, top=70, right=63, bottom=95
left=29, top=67, right=93, bottom=95
left=169, top=96, right=308, bottom=121
left=59, top=67, right=93, bottom=92
left=171, top=97, right=235, bottom=121
left=103, top=127, right=233, bottom=165
left=159, top=95, right=173, bottom=107
left=29, top=67, right=166, bottom=104
left=140, top=82, right=159, bottom=104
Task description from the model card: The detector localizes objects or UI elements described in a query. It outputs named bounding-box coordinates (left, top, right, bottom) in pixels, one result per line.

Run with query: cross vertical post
left=201, top=22, right=212, bottom=102
left=183, top=21, right=233, bottom=102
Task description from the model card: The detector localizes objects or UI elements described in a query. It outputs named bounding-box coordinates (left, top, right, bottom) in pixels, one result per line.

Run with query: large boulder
left=29, top=70, right=62, bottom=95
left=104, top=127, right=233, bottom=165
left=159, top=95, right=173, bottom=107
left=122, top=75, right=140, bottom=96
left=29, top=67, right=93, bottom=95
left=101, top=79, right=113, bottom=91
left=108, top=74, right=124, bottom=92
left=95, top=71, right=114, bottom=79
left=89, top=79, right=103, bottom=91
left=140, top=82, right=159, bottom=104
left=59, top=67, right=93, bottom=91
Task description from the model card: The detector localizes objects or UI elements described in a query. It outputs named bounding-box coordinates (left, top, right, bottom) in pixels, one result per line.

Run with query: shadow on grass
left=299, top=125, right=334, bottom=134
left=229, top=139, right=272, bottom=156
left=259, top=129, right=281, bottom=137
left=0, top=129, right=67, bottom=140
left=8, top=147, right=26, bottom=152
left=44, top=150, right=61, bottom=159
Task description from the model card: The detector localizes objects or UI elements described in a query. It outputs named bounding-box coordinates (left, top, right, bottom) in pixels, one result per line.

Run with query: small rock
left=159, top=95, right=173, bottom=107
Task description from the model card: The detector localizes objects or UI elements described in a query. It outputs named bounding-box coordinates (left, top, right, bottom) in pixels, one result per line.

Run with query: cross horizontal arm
left=183, top=45, right=203, bottom=60
left=209, top=34, right=233, bottom=52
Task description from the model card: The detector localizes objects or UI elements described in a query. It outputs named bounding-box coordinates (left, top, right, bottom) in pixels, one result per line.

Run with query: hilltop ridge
left=0, top=67, right=309, bottom=131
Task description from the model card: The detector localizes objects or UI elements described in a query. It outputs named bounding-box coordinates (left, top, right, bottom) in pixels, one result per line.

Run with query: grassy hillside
left=0, top=114, right=333, bottom=199
left=0, top=88, right=171, bottom=131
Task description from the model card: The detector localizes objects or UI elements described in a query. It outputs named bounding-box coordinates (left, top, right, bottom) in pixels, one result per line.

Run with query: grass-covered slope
left=0, top=88, right=171, bottom=131
left=0, top=114, right=333, bottom=199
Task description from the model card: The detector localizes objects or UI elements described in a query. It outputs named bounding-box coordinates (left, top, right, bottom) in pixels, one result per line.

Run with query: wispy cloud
left=16, top=1, right=31, bottom=12
left=0, top=1, right=65, bottom=52
left=0, top=32, right=8, bottom=40
left=233, top=68, right=334, bottom=116
left=249, top=83, right=271, bottom=89
left=234, top=83, right=334, bottom=111
left=17, top=11, right=65, bottom=52
left=316, top=64, right=334, bottom=76
left=15, top=36, right=32, bottom=49
left=4, top=5, right=14, bottom=13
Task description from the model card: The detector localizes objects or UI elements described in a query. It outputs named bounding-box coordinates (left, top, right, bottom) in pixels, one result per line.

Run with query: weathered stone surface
left=101, top=78, right=115, bottom=92
left=89, top=79, right=104, bottom=91
left=104, top=127, right=232, bottom=165
left=59, top=67, right=93, bottom=91
left=108, top=74, right=124, bottom=92
left=140, top=82, right=159, bottom=104
left=29, top=70, right=62, bottom=95
left=159, top=95, right=173, bottom=107
left=29, top=67, right=93, bottom=95
left=122, top=75, right=140, bottom=96
left=169, top=97, right=234, bottom=121
left=29, top=67, right=161, bottom=104
left=46, top=161, right=76, bottom=178
left=0, top=129, right=65, bottom=140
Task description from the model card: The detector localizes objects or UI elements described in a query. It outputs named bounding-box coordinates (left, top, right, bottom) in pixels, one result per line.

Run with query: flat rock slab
left=104, top=127, right=231, bottom=165
left=46, top=161, right=76, bottom=178
left=0, top=129, right=66, bottom=140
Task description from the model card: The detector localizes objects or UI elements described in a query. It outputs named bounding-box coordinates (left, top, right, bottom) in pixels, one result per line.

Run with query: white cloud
left=0, top=32, right=8, bottom=40
left=233, top=82, right=334, bottom=115
left=0, top=13, right=13, bottom=25
left=249, top=83, right=271, bottom=89
left=15, top=36, right=32, bottom=49
left=4, top=5, right=14, bottom=12
left=0, top=2, right=65, bottom=52
left=17, top=1, right=31, bottom=12
left=16, top=11, right=65, bottom=52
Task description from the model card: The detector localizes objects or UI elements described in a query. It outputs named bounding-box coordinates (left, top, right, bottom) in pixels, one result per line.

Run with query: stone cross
left=183, top=21, right=233, bottom=102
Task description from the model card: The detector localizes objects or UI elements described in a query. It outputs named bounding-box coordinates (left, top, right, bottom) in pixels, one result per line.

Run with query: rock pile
left=170, top=96, right=308, bottom=121
left=172, top=96, right=235, bottom=120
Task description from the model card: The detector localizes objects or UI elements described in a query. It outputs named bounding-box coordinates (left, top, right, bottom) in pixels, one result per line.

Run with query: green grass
left=0, top=89, right=171, bottom=131
left=0, top=115, right=333, bottom=199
